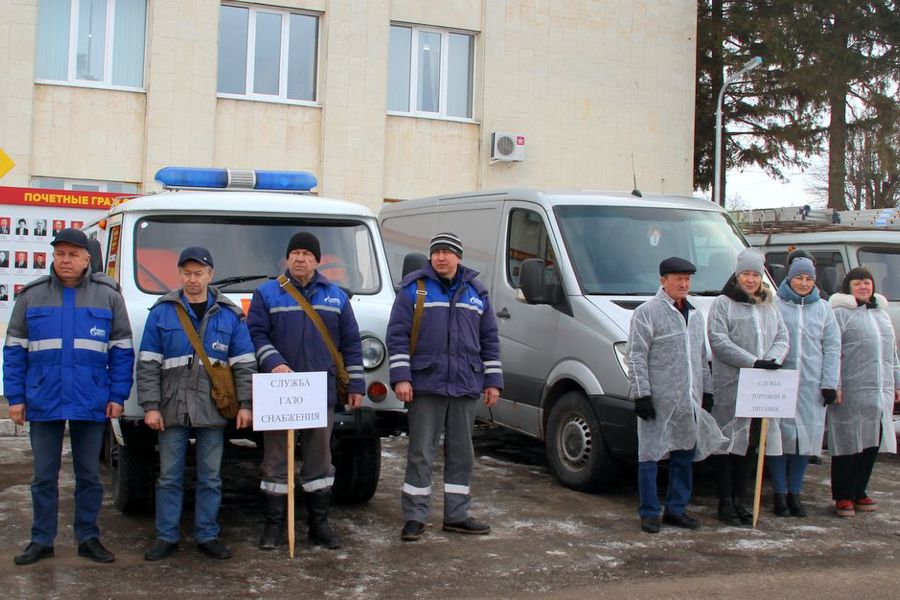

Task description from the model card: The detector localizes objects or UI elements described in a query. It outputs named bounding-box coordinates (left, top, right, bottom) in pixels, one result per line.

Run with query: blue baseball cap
left=51, top=228, right=89, bottom=249
left=178, top=246, right=214, bottom=268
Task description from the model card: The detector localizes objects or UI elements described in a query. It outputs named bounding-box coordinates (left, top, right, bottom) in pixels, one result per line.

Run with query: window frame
left=30, top=177, right=139, bottom=194
left=34, top=0, right=147, bottom=92
left=216, top=2, right=321, bottom=107
left=387, top=23, right=477, bottom=123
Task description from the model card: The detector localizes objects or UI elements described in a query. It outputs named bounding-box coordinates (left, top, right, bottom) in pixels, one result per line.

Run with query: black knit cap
left=286, top=231, right=321, bottom=262
left=659, top=256, right=696, bottom=276
left=841, top=267, right=875, bottom=294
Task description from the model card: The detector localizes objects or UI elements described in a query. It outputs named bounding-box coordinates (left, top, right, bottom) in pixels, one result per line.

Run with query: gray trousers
left=402, top=394, right=477, bottom=523
left=260, top=412, right=334, bottom=495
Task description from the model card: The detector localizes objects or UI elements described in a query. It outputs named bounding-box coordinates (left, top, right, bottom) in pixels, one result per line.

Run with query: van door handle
left=496, top=307, right=511, bottom=319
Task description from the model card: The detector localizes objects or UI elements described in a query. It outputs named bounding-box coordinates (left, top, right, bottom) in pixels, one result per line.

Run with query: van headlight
left=614, top=342, right=629, bottom=377
left=361, top=336, right=385, bottom=370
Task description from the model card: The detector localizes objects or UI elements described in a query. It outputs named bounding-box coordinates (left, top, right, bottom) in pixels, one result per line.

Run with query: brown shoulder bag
left=174, top=303, right=239, bottom=419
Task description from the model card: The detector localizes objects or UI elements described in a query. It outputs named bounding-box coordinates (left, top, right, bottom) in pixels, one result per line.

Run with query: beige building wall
left=0, top=0, right=697, bottom=209
left=0, top=0, right=38, bottom=187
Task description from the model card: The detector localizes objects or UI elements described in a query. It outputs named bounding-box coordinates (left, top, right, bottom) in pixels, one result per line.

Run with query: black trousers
left=714, top=418, right=761, bottom=501
left=831, top=446, right=879, bottom=501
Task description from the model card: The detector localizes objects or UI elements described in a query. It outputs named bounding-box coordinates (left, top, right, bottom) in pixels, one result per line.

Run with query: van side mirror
left=520, top=258, right=549, bottom=304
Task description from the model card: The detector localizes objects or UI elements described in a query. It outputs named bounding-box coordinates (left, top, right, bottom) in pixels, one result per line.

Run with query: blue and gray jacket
left=246, top=271, right=365, bottom=406
left=3, top=268, right=134, bottom=421
left=387, top=262, right=503, bottom=398
left=137, top=287, right=258, bottom=428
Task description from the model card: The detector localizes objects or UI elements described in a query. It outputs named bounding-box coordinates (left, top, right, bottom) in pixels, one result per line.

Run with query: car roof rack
left=733, top=205, right=900, bottom=236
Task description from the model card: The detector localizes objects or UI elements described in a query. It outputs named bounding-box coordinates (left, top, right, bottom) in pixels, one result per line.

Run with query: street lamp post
left=713, top=56, right=762, bottom=206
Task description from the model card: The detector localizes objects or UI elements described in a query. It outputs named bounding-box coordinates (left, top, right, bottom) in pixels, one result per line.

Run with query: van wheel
left=546, top=391, right=614, bottom=491
left=332, top=437, right=381, bottom=504
left=110, top=432, right=156, bottom=514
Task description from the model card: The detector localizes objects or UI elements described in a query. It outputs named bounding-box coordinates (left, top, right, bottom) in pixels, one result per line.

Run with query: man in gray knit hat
left=387, top=232, right=503, bottom=542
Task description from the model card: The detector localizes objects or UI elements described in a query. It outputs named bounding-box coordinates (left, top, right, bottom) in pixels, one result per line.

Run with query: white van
left=86, top=167, right=404, bottom=512
left=380, top=189, right=748, bottom=490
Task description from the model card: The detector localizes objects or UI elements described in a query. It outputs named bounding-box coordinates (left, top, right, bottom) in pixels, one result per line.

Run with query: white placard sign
left=252, top=371, right=328, bottom=431
left=735, top=368, right=800, bottom=419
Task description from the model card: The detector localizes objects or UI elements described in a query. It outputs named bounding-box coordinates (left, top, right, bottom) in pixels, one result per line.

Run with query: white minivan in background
left=380, top=190, right=749, bottom=491
left=85, top=167, right=404, bottom=513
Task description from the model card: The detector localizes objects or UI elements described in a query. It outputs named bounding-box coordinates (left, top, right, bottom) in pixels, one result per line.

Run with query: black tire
left=545, top=391, right=616, bottom=491
left=331, top=437, right=381, bottom=505
left=111, top=434, right=156, bottom=514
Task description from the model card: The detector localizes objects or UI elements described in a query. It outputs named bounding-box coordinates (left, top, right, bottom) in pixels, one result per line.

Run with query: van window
left=764, top=251, right=845, bottom=297
left=554, top=205, right=745, bottom=295
left=133, top=216, right=381, bottom=295
left=506, top=209, right=557, bottom=288
left=858, top=247, right=900, bottom=301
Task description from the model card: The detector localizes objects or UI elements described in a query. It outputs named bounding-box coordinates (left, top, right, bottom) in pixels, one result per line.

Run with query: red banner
left=0, top=186, right=123, bottom=210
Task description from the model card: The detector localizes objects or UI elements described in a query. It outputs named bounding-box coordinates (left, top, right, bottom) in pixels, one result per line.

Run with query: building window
left=35, top=0, right=147, bottom=89
left=31, top=177, right=139, bottom=194
left=387, top=24, right=474, bottom=120
left=217, top=4, right=318, bottom=103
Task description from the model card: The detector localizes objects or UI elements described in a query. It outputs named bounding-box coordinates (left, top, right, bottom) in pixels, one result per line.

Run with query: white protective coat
left=827, top=293, right=899, bottom=456
left=708, top=284, right=790, bottom=456
left=775, top=280, right=841, bottom=456
left=626, top=289, right=727, bottom=463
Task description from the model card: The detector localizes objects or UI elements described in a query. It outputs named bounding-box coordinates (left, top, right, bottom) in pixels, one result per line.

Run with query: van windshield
left=554, top=205, right=746, bottom=295
left=133, top=216, right=381, bottom=295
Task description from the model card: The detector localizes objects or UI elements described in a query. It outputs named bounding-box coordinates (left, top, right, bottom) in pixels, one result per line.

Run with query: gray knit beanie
left=734, top=248, right=765, bottom=276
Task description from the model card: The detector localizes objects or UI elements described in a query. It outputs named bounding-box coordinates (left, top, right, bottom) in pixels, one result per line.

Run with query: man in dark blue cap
left=5, top=228, right=135, bottom=565
left=137, top=246, right=257, bottom=561
left=625, top=256, right=726, bottom=534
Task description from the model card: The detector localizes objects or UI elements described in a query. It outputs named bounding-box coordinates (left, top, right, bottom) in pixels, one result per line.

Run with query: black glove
left=634, top=396, right=656, bottom=420
left=822, top=388, right=837, bottom=406
left=702, top=393, right=714, bottom=413
left=753, top=359, right=780, bottom=370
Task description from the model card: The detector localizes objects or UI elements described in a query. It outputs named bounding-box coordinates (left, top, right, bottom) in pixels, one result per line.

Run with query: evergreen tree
left=695, top=1, right=900, bottom=208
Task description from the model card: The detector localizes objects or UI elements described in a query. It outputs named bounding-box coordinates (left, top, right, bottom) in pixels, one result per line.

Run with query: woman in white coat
left=828, top=267, right=899, bottom=517
left=771, top=258, right=840, bottom=517
left=708, top=248, right=789, bottom=526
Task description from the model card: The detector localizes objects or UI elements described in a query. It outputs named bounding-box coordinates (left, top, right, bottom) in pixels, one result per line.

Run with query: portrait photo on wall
left=70, top=220, right=84, bottom=230
left=0, top=283, right=8, bottom=302
left=14, top=217, right=29, bottom=237
left=34, top=219, right=48, bottom=237
left=14, top=251, right=28, bottom=269
left=52, top=219, right=65, bottom=235
left=0, top=217, right=10, bottom=235
left=14, top=283, right=24, bottom=299
left=32, top=252, right=47, bottom=271
left=0, top=250, right=8, bottom=268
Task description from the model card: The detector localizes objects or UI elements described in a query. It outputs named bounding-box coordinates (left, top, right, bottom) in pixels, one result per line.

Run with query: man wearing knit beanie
left=387, top=232, right=503, bottom=542
left=246, top=230, right=365, bottom=550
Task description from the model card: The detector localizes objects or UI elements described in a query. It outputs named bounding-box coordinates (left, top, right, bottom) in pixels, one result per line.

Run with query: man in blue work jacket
left=4, top=228, right=134, bottom=565
left=388, top=232, right=503, bottom=542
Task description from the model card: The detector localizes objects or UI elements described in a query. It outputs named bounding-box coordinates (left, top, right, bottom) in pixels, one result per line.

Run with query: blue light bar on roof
left=154, top=167, right=317, bottom=191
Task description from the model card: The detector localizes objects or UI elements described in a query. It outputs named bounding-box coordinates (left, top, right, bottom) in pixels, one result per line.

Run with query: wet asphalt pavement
left=2, top=424, right=900, bottom=599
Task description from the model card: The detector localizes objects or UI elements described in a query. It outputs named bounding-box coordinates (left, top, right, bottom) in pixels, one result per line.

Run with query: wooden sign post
left=735, top=368, right=799, bottom=529
left=253, top=371, right=328, bottom=559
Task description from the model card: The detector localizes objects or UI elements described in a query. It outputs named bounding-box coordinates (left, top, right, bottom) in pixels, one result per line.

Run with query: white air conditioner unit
left=490, top=132, right=526, bottom=162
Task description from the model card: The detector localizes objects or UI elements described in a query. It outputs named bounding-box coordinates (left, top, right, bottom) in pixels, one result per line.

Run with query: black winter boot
left=259, top=493, right=286, bottom=550
left=786, top=493, right=807, bottom=517
left=772, top=493, right=789, bottom=517
left=717, top=498, right=742, bottom=527
left=305, top=491, right=342, bottom=549
left=732, top=496, right=753, bottom=526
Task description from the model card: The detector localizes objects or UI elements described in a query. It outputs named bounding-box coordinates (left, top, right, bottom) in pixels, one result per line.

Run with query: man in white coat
left=626, top=257, right=727, bottom=534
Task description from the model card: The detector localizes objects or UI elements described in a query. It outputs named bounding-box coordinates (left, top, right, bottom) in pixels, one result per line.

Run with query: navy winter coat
left=246, top=271, right=365, bottom=406
left=387, top=262, right=503, bottom=398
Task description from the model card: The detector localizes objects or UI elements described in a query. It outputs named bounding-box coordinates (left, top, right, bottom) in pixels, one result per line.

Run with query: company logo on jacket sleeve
left=469, top=297, right=484, bottom=311
left=324, top=296, right=341, bottom=305
left=90, top=326, right=107, bottom=338
left=212, top=340, right=228, bottom=352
